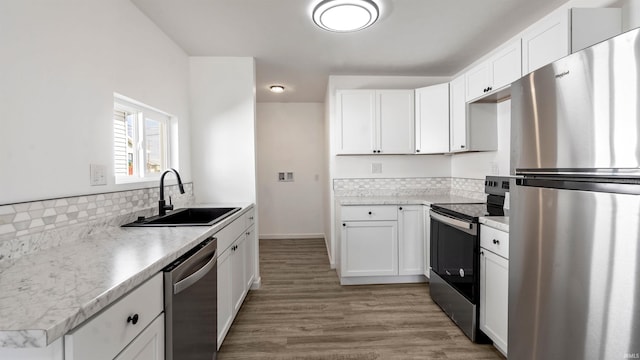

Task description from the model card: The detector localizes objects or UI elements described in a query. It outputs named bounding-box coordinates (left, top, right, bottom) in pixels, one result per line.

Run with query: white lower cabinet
left=216, top=248, right=233, bottom=348
left=339, top=205, right=427, bottom=284
left=424, top=208, right=431, bottom=279
left=398, top=205, right=425, bottom=275
left=480, top=224, right=509, bottom=356
left=216, top=207, right=257, bottom=350
left=114, top=314, right=164, bottom=360
left=65, top=273, right=164, bottom=360
left=341, top=220, right=398, bottom=277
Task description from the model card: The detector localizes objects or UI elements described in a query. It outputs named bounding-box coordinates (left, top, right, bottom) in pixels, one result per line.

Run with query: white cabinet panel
left=341, top=221, right=398, bottom=277
left=480, top=249, right=509, bottom=356
left=114, top=314, right=164, bottom=360
left=337, top=90, right=376, bottom=154
left=466, top=39, right=521, bottom=102
left=449, top=75, right=467, bottom=152
left=231, top=234, right=247, bottom=313
left=415, top=83, right=449, bottom=154
left=491, top=39, right=522, bottom=90
left=424, top=207, right=431, bottom=279
left=341, top=205, right=398, bottom=221
left=465, top=62, right=492, bottom=102
left=336, top=89, right=414, bottom=155
left=522, top=9, right=570, bottom=74
left=64, top=274, right=163, bottom=360
left=377, top=90, right=415, bottom=154
left=398, top=205, right=425, bottom=276
left=245, top=225, right=256, bottom=289
left=216, top=248, right=233, bottom=349
left=480, top=225, right=509, bottom=259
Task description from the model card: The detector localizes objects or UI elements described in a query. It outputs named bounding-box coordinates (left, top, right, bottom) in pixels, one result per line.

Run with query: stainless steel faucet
left=159, top=168, right=185, bottom=216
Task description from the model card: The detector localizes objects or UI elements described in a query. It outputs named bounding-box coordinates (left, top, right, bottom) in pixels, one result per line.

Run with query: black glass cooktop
left=431, top=203, right=505, bottom=222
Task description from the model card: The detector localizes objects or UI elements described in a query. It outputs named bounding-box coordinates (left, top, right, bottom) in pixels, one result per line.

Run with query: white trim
left=259, top=233, right=325, bottom=240
left=340, top=274, right=427, bottom=285
left=250, top=277, right=262, bottom=290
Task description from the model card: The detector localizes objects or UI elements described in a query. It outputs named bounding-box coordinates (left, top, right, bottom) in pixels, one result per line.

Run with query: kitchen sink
left=123, top=207, right=241, bottom=227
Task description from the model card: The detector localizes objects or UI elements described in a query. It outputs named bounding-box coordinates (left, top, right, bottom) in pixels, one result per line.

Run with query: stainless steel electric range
left=429, top=176, right=509, bottom=342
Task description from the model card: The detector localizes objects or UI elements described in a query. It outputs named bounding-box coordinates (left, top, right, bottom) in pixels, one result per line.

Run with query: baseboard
left=250, top=276, right=262, bottom=290
left=259, top=233, right=325, bottom=240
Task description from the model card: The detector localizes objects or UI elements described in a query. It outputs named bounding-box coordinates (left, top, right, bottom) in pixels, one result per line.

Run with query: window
left=113, top=95, right=172, bottom=183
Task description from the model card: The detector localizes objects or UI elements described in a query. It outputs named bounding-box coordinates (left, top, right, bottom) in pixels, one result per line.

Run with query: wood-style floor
left=218, top=239, right=505, bottom=360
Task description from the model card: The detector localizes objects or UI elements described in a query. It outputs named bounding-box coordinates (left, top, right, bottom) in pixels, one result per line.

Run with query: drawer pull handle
left=368, top=211, right=372, bottom=215
left=127, top=314, right=139, bottom=325
left=493, top=239, right=500, bottom=245
left=249, top=216, right=254, bottom=220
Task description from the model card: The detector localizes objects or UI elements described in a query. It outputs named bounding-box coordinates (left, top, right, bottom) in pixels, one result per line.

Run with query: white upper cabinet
left=337, top=89, right=414, bottom=155
left=336, top=90, right=376, bottom=154
left=415, top=83, right=450, bottom=154
left=522, top=7, right=621, bottom=75
left=521, top=9, right=570, bottom=75
left=449, top=75, right=467, bottom=152
left=466, top=40, right=522, bottom=102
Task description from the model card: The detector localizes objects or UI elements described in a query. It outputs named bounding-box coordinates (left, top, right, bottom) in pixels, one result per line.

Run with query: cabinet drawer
left=216, top=213, right=246, bottom=253
left=341, top=205, right=397, bottom=221
left=65, top=273, right=163, bottom=360
left=480, top=225, right=509, bottom=259
left=245, top=207, right=255, bottom=229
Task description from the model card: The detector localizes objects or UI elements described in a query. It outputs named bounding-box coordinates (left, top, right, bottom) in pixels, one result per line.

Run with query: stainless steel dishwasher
left=164, top=236, right=217, bottom=360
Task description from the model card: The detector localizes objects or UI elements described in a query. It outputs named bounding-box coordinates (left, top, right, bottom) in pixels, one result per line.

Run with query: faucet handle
left=166, top=196, right=174, bottom=211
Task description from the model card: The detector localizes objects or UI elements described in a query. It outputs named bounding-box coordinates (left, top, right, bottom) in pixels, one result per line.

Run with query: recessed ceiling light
left=312, top=0, right=379, bottom=32
left=270, top=85, right=285, bottom=93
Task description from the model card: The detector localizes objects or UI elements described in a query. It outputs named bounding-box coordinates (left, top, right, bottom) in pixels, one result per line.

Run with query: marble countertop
left=479, top=216, right=509, bottom=232
left=337, top=194, right=484, bottom=206
left=0, top=203, right=252, bottom=349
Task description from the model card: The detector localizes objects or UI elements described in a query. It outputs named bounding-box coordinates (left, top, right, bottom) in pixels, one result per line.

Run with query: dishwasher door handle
left=174, top=251, right=217, bottom=295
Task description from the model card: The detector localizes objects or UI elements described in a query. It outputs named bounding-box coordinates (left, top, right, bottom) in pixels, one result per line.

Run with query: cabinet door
left=522, top=9, right=570, bottom=74
left=465, top=62, right=492, bottom=102
left=449, top=75, right=467, bottom=152
left=398, top=205, right=425, bottom=276
left=491, top=39, right=522, bottom=90
left=114, top=314, right=164, bottom=360
left=341, top=221, right=398, bottom=277
left=245, top=225, right=256, bottom=289
left=415, top=84, right=449, bottom=154
left=231, top=235, right=247, bottom=313
left=480, top=249, right=509, bottom=355
left=217, top=248, right=233, bottom=349
left=424, top=207, right=431, bottom=279
left=337, top=90, right=376, bottom=154
left=377, top=90, right=414, bottom=154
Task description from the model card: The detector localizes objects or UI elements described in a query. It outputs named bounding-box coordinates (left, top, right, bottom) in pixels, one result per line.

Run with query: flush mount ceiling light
left=270, top=85, right=285, bottom=93
left=312, top=0, right=379, bottom=32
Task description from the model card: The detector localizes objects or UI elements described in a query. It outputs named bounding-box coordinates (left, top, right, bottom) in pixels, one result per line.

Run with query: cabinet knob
left=493, top=239, right=500, bottom=245
left=416, top=149, right=420, bottom=153
left=373, top=150, right=376, bottom=154
left=246, top=232, right=250, bottom=235
left=460, top=145, right=465, bottom=148
left=399, top=207, right=403, bottom=211
left=127, top=314, right=139, bottom=325
left=480, top=251, right=484, bottom=256
left=342, top=223, right=346, bottom=227
left=249, top=216, right=254, bottom=220
left=368, top=211, right=372, bottom=215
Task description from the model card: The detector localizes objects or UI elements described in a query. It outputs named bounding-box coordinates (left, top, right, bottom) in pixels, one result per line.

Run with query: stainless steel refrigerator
left=510, top=28, right=640, bottom=359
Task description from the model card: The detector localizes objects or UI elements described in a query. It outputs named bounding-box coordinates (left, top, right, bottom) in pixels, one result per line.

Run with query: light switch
left=90, top=164, right=107, bottom=186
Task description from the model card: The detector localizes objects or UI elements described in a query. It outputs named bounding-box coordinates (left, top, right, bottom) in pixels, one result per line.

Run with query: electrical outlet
left=372, top=163, right=382, bottom=174
left=278, top=172, right=285, bottom=181
left=90, top=164, right=107, bottom=186
left=286, top=172, right=294, bottom=181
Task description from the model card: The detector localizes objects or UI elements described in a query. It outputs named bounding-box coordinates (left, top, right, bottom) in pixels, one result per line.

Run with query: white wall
left=0, top=0, right=191, bottom=205
left=451, top=100, right=511, bottom=178
left=189, top=57, right=257, bottom=204
left=256, top=103, right=324, bottom=239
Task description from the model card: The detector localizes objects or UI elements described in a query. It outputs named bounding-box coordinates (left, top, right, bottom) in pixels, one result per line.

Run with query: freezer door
left=510, top=28, right=640, bottom=176
left=510, top=181, right=640, bottom=360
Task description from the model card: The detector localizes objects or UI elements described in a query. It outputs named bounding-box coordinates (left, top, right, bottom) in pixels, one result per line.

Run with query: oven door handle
left=430, top=210, right=474, bottom=232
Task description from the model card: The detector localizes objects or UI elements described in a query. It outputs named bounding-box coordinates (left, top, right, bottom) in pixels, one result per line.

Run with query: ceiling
left=131, top=0, right=569, bottom=102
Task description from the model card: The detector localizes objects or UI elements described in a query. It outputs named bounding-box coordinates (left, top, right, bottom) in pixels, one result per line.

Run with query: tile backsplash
left=0, top=183, right=194, bottom=267
left=333, top=177, right=486, bottom=200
